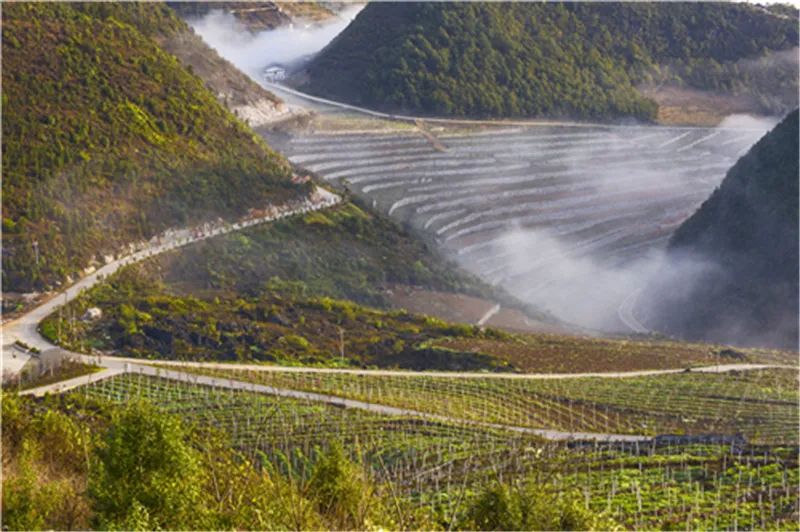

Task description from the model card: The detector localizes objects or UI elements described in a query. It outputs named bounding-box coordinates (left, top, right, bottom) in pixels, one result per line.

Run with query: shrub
left=89, top=401, right=206, bottom=529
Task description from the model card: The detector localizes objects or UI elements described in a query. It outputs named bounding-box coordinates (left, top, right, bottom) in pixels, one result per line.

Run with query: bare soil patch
left=640, top=84, right=763, bottom=126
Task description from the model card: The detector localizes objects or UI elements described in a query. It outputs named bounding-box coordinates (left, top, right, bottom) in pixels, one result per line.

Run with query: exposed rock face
left=159, top=30, right=289, bottom=127
left=643, top=110, right=799, bottom=349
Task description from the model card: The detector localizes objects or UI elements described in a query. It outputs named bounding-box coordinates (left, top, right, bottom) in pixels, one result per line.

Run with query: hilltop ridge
left=304, top=2, right=798, bottom=122
left=644, top=109, right=799, bottom=349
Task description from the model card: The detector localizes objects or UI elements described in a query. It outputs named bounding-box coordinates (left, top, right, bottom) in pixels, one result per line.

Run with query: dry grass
left=639, top=84, right=762, bottom=126
left=435, top=334, right=797, bottom=373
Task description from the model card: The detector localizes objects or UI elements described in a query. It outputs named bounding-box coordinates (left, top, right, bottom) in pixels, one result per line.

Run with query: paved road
left=2, top=187, right=340, bottom=362
left=263, top=82, right=769, bottom=132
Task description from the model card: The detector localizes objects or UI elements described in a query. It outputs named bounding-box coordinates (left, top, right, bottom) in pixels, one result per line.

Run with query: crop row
left=74, top=374, right=798, bottom=528
left=169, top=367, right=799, bottom=445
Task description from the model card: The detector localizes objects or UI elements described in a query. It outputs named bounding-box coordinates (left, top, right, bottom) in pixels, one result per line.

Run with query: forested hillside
left=304, top=2, right=798, bottom=120
left=644, top=110, right=799, bottom=349
left=2, top=3, right=302, bottom=292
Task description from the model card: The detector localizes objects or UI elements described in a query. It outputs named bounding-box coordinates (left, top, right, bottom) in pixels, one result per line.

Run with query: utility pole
left=337, top=326, right=345, bottom=364
left=32, top=240, right=39, bottom=267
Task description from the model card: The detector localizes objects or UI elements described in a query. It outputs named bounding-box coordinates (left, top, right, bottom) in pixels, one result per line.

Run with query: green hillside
left=304, top=2, right=798, bottom=120
left=645, top=109, right=799, bottom=349
left=38, top=199, right=527, bottom=369
left=2, top=3, right=303, bottom=292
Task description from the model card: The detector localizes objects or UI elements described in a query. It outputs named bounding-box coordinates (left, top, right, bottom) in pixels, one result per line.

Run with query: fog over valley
left=3, top=4, right=799, bottom=530
left=189, top=5, right=787, bottom=345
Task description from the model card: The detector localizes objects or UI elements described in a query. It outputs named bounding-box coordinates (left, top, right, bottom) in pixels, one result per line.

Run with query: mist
left=459, top=116, right=775, bottom=335
left=188, top=5, right=363, bottom=78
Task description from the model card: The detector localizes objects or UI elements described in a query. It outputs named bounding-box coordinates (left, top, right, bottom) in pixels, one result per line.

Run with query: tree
left=89, top=400, right=206, bottom=529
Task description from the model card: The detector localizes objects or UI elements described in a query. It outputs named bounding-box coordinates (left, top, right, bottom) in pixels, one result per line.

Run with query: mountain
left=157, top=21, right=288, bottom=128
left=2, top=3, right=303, bottom=293
left=643, top=109, right=799, bottom=349
left=304, top=2, right=798, bottom=121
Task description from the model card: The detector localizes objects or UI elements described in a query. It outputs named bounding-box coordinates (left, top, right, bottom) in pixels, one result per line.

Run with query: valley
left=267, top=84, right=770, bottom=332
left=2, top=3, right=798, bottom=531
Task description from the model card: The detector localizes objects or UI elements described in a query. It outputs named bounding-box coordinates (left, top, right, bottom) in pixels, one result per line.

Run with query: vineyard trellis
left=165, top=365, right=799, bottom=445
left=75, top=373, right=800, bottom=529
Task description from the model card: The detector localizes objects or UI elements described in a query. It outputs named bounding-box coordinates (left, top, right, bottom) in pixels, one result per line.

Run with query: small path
left=414, top=119, right=447, bottom=151
left=140, top=359, right=794, bottom=381
left=22, top=368, right=124, bottom=398
left=618, top=288, right=650, bottom=334
left=23, top=360, right=648, bottom=443
left=476, top=303, right=501, bottom=327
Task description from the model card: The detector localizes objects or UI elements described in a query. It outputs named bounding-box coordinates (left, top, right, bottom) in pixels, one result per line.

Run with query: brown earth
left=435, top=335, right=797, bottom=374
left=384, top=286, right=566, bottom=334
left=640, top=84, right=764, bottom=126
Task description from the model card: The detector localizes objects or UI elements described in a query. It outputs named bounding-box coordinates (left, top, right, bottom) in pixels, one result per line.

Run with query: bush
left=463, top=478, right=618, bottom=531
left=306, top=443, right=386, bottom=530
left=89, top=401, right=206, bottom=529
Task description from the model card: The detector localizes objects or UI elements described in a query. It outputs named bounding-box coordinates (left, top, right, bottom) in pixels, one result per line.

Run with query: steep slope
left=304, top=2, right=798, bottom=121
left=157, top=28, right=288, bottom=128
left=644, top=110, right=799, bottom=349
left=2, top=3, right=304, bottom=292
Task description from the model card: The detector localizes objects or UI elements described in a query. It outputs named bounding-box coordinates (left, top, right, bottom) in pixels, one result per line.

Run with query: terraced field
left=280, top=123, right=769, bottom=331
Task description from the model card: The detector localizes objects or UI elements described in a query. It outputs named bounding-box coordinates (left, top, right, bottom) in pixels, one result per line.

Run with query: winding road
left=2, top=95, right=789, bottom=443
left=263, top=82, right=768, bottom=133
left=4, top=180, right=791, bottom=443
left=2, top=187, right=340, bottom=357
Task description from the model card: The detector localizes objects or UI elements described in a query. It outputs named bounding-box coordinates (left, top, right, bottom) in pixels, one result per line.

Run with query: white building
left=263, top=66, right=287, bottom=82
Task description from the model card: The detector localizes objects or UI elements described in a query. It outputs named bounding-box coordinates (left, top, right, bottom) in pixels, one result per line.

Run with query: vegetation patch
left=41, top=266, right=513, bottom=371
left=305, top=2, right=798, bottom=121
left=2, top=3, right=303, bottom=292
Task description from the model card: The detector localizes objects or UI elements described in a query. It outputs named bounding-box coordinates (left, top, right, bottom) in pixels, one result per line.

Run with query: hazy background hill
left=643, top=109, right=799, bottom=349
left=303, top=2, right=798, bottom=122
left=2, top=3, right=302, bottom=293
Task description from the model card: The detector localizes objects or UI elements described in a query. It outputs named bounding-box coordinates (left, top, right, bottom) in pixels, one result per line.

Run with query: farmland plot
left=175, top=366, right=800, bottom=445
left=74, top=374, right=799, bottom=529
left=282, top=123, right=769, bottom=331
